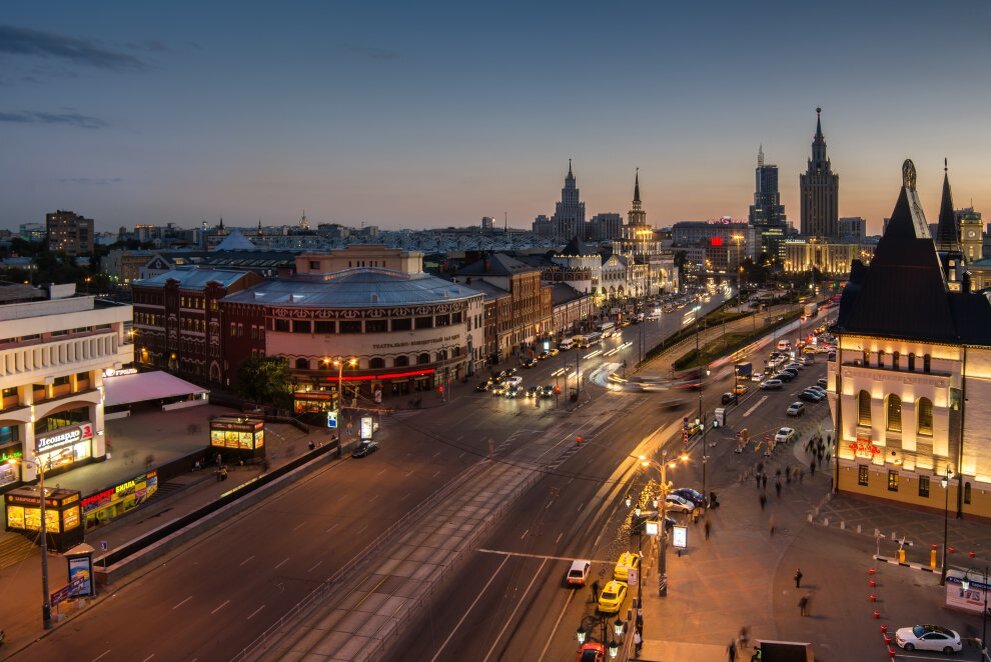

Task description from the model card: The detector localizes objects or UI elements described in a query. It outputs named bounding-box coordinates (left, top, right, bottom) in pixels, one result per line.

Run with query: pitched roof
left=549, top=282, right=588, bottom=306
left=212, top=229, right=256, bottom=251
left=134, top=267, right=254, bottom=290
left=455, top=253, right=538, bottom=276
left=934, top=163, right=960, bottom=253
left=559, top=236, right=595, bottom=256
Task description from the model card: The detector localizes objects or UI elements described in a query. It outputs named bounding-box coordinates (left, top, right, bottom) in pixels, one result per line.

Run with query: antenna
left=504, top=211, right=508, bottom=234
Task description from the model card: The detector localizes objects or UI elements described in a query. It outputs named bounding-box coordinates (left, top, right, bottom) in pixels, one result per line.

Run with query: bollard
left=869, top=567, right=877, bottom=575
left=824, top=517, right=829, bottom=527
left=874, top=609, right=881, bottom=619
left=898, top=548, right=906, bottom=563
left=883, top=634, right=892, bottom=645
left=869, top=594, right=877, bottom=602
left=880, top=624, right=888, bottom=634
left=857, top=524, right=862, bottom=534
left=869, top=579, right=876, bottom=588
left=888, top=645, right=896, bottom=659
left=840, top=521, right=845, bottom=530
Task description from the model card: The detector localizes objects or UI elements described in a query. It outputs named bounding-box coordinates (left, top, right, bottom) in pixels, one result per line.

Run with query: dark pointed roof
left=814, top=107, right=824, bottom=142
left=559, top=235, right=595, bottom=257
left=935, top=159, right=960, bottom=252
left=567, top=158, right=573, bottom=178
left=455, top=253, right=537, bottom=277
left=633, top=168, right=641, bottom=203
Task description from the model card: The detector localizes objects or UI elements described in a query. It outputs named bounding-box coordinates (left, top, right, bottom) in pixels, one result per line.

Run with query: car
left=760, top=379, right=783, bottom=390
left=894, top=624, right=962, bottom=653
left=597, top=580, right=628, bottom=614
left=786, top=402, right=806, bottom=417
left=664, top=494, right=696, bottom=513
left=631, top=510, right=676, bottom=532
left=499, top=368, right=517, bottom=378
left=577, top=642, right=606, bottom=662
left=490, top=384, right=508, bottom=396
left=504, top=386, right=523, bottom=398
left=565, top=559, right=591, bottom=587
left=817, top=377, right=828, bottom=388
left=672, top=488, right=705, bottom=506
left=775, top=371, right=796, bottom=382
left=751, top=372, right=765, bottom=382
left=351, top=441, right=379, bottom=458
left=721, top=392, right=738, bottom=405
left=541, top=347, right=559, bottom=358
left=798, top=390, right=822, bottom=403
left=774, top=427, right=796, bottom=444
left=521, top=357, right=538, bottom=368
left=536, top=351, right=550, bottom=361
left=613, top=552, right=640, bottom=582
left=827, top=351, right=836, bottom=361
left=732, top=384, right=748, bottom=395
left=504, top=376, right=523, bottom=388
left=474, top=381, right=491, bottom=392
left=525, top=386, right=541, bottom=398
left=801, top=356, right=815, bottom=366
left=784, top=363, right=803, bottom=372
left=807, top=385, right=827, bottom=396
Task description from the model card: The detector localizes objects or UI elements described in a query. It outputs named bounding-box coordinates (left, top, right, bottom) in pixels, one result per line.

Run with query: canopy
left=103, top=370, right=209, bottom=407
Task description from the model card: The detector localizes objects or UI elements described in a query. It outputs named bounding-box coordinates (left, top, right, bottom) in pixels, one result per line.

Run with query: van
left=558, top=338, right=576, bottom=350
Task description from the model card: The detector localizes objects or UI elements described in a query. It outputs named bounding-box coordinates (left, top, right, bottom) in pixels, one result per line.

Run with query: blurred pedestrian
left=775, top=480, right=782, bottom=498
left=634, top=629, right=643, bottom=656
left=759, top=493, right=767, bottom=510
left=591, top=579, right=600, bottom=603
left=810, top=460, right=816, bottom=476
left=728, top=641, right=737, bottom=662
left=799, top=594, right=810, bottom=616
left=794, top=569, right=803, bottom=588
left=704, top=519, right=711, bottom=540
left=761, top=474, right=768, bottom=489
left=769, top=516, right=777, bottom=536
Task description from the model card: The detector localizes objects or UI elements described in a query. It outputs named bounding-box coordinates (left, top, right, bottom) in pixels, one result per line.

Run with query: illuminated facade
left=828, top=161, right=991, bottom=518
left=782, top=239, right=875, bottom=275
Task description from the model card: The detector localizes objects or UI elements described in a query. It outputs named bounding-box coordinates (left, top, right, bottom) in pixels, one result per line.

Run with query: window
left=858, top=465, right=869, bottom=486
left=309, top=260, right=320, bottom=270
left=340, top=321, right=362, bottom=334
left=892, top=351, right=900, bottom=370
left=295, top=358, right=310, bottom=370
left=394, top=355, right=409, bottom=367
left=435, top=314, right=450, bottom=327
left=415, top=316, right=433, bottom=329
left=76, top=371, right=89, bottom=382
left=918, top=475, right=930, bottom=498
left=275, top=319, right=290, bottom=332
left=391, top=318, right=412, bottom=331
left=887, top=470, right=898, bottom=492
left=369, top=357, right=385, bottom=369
left=417, top=352, right=430, bottom=365
left=917, top=397, right=933, bottom=436
left=886, top=395, right=902, bottom=432
left=292, top=320, right=312, bottom=334
left=877, top=350, right=884, bottom=368
left=923, top=354, right=931, bottom=373
left=53, top=376, right=70, bottom=386
left=908, top=353, right=915, bottom=371
left=2, top=387, right=17, bottom=398
left=965, top=482, right=972, bottom=504
left=857, top=391, right=872, bottom=426
left=365, top=319, right=388, bottom=334
left=315, top=321, right=335, bottom=334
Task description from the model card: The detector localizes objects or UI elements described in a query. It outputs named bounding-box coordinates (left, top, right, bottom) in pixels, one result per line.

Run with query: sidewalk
left=0, top=411, right=342, bottom=655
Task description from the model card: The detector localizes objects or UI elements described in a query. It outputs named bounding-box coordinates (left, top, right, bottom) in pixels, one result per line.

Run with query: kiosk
left=210, top=416, right=265, bottom=460
left=4, top=485, right=84, bottom=552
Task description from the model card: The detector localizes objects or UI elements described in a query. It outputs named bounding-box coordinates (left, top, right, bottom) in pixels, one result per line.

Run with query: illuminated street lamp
left=638, top=451, right=689, bottom=597
left=940, top=465, right=954, bottom=585
left=325, top=356, right=358, bottom=409
left=8, top=457, right=52, bottom=629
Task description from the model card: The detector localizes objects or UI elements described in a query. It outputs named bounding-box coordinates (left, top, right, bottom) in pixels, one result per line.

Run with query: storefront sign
left=372, top=333, right=461, bottom=350
left=36, top=422, right=93, bottom=454
left=103, top=368, right=138, bottom=377
left=849, top=438, right=882, bottom=460
left=82, top=471, right=158, bottom=515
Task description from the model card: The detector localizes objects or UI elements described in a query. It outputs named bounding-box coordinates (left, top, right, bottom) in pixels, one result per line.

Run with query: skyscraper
left=799, top=108, right=840, bottom=238
left=551, top=159, right=586, bottom=241
left=748, top=146, right=787, bottom=258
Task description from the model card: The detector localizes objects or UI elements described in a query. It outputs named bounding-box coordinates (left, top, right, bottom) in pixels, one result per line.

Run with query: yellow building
left=782, top=239, right=875, bottom=275
left=828, top=160, right=991, bottom=519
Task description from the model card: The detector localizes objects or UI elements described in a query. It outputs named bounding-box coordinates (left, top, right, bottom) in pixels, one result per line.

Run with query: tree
left=236, top=357, right=293, bottom=410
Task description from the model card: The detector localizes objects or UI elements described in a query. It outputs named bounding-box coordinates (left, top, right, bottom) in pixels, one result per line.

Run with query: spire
left=219, top=217, right=224, bottom=230
left=814, top=107, right=824, bottom=141
left=935, top=158, right=960, bottom=252
left=633, top=168, right=641, bottom=203
left=567, top=158, right=573, bottom=180
left=757, top=145, right=764, bottom=167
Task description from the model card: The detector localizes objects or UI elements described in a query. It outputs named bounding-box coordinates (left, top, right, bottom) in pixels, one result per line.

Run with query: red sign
left=710, top=237, right=724, bottom=247
left=849, top=438, right=881, bottom=458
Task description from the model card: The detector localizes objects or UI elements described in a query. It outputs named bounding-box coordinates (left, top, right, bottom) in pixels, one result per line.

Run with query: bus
left=596, top=321, right=616, bottom=337
left=577, top=332, right=602, bottom=348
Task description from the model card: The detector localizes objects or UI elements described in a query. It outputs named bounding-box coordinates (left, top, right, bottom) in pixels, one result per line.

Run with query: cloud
left=0, top=25, right=148, bottom=71
left=0, top=110, right=108, bottom=129
left=57, top=177, right=123, bottom=185
left=345, top=44, right=399, bottom=61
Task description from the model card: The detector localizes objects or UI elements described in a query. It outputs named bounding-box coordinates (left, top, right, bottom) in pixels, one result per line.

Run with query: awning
left=103, top=371, right=209, bottom=407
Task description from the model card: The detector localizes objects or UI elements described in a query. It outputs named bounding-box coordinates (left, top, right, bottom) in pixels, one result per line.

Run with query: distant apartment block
left=46, top=210, right=95, bottom=255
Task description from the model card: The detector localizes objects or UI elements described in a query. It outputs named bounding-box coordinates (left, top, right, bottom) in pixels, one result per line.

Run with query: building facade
left=46, top=210, right=95, bottom=255
left=957, top=208, right=984, bottom=262
left=782, top=239, right=875, bottom=275
left=799, top=109, right=840, bottom=239
left=828, top=160, right=991, bottom=519
left=533, top=160, right=586, bottom=243
left=0, top=283, right=132, bottom=491
left=749, top=146, right=788, bottom=258
left=838, top=217, right=868, bottom=239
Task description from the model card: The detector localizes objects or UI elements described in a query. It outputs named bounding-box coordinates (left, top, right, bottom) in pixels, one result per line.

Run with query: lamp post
left=9, top=457, right=52, bottom=629
left=638, top=451, right=688, bottom=597
left=941, top=466, right=954, bottom=585
left=962, top=567, right=990, bottom=656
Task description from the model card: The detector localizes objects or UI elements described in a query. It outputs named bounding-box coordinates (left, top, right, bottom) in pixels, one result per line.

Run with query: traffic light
left=576, top=435, right=583, bottom=446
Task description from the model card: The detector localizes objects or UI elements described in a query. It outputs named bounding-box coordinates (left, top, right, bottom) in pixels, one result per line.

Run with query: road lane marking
left=593, top=530, right=604, bottom=548
left=142, top=656, right=154, bottom=662
left=239, top=555, right=255, bottom=566
left=210, top=599, right=230, bottom=614
left=430, top=555, right=511, bottom=662
left=375, top=468, right=387, bottom=477
left=292, top=521, right=306, bottom=531
left=405, top=468, right=415, bottom=476
left=172, top=596, right=192, bottom=610
left=401, top=492, right=411, bottom=501
left=368, top=494, right=380, bottom=504
left=478, top=549, right=615, bottom=563
left=520, top=529, right=529, bottom=540
left=92, top=652, right=112, bottom=662
left=537, top=587, right=576, bottom=661
left=577, top=502, right=584, bottom=512
left=355, top=523, right=368, bottom=535
left=274, top=557, right=290, bottom=569
left=433, top=451, right=442, bottom=458
left=482, top=558, right=549, bottom=662
left=308, top=560, right=322, bottom=573
left=247, top=604, right=266, bottom=620
left=743, top=396, right=768, bottom=417
left=544, top=500, right=553, bottom=510
left=325, top=523, right=337, bottom=533
left=556, top=532, right=563, bottom=544
left=432, top=470, right=441, bottom=478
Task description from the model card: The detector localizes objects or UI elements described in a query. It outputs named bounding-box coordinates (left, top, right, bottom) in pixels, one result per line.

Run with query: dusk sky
left=3, top=1, right=991, bottom=235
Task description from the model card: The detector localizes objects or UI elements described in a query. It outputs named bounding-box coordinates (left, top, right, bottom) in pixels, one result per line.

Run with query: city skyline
left=3, top=2, right=991, bottom=234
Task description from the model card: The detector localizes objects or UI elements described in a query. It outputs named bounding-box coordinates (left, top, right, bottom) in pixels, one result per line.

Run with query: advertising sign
left=359, top=416, right=373, bottom=441
left=672, top=525, right=688, bottom=549
left=36, top=422, right=94, bottom=454
left=326, top=411, right=338, bottom=429
left=644, top=520, right=659, bottom=536
left=68, top=555, right=94, bottom=597
left=628, top=567, right=639, bottom=588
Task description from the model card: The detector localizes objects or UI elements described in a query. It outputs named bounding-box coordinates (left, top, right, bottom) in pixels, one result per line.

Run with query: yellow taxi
left=612, top=552, right=640, bottom=582
left=597, top=580, right=628, bottom=614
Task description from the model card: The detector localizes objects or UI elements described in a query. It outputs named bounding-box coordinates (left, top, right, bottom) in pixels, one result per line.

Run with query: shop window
left=370, top=358, right=385, bottom=370
left=886, top=395, right=902, bottom=432
left=918, top=475, right=930, bottom=498
left=391, top=318, right=412, bottom=332
left=857, top=391, right=871, bottom=426
left=0, top=425, right=19, bottom=444
left=417, top=353, right=430, bottom=365
left=887, top=470, right=898, bottom=492
left=274, top=319, right=290, bottom=332
left=315, top=321, right=335, bottom=334
left=340, top=321, right=362, bottom=334
left=917, top=397, right=933, bottom=436
left=394, top=355, right=409, bottom=367
left=295, top=358, right=310, bottom=370
left=415, top=316, right=434, bottom=329
left=365, top=320, right=387, bottom=334
left=965, top=482, right=972, bottom=505
left=436, top=350, right=448, bottom=362
left=292, top=320, right=312, bottom=334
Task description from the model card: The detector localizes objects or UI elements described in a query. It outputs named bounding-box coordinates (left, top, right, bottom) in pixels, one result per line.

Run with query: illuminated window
left=857, top=391, right=872, bottom=426
left=918, top=475, right=930, bottom=498
left=917, top=398, right=933, bottom=436
left=858, top=465, right=869, bottom=486
left=887, top=470, right=898, bottom=492
left=886, top=395, right=902, bottom=432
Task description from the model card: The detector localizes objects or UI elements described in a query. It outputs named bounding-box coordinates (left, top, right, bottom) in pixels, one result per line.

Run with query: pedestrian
left=759, top=492, right=767, bottom=510
left=810, top=460, right=816, bottom=476
left=775, top=480, right=782, bottom=498
left=794, top=569, right=803, bottom=588
left=825, top=451, right=831, bottom=464
left=634, top=629, right=643, bottom=656
left=785, top=469, right=791, bottom=485
left=308, top=440, right=315, bottom=451
left=769, top=516, right=777, bottom=536
left=728, top=640, right=738, bottom=662
left=591, top=579, right=600, bottom=603
left=755, top=472, right=762, bottom=488
left=704, top=519, right=711, bottom=540
left=799, top=594, right=810, bottom=616
left=761, top=474, right=768, bottom=489
left=738, top=626, right=750, bottom=649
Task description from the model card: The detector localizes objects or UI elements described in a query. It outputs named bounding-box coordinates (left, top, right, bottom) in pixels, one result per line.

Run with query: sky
left=3, top=1, right=991, bottom=236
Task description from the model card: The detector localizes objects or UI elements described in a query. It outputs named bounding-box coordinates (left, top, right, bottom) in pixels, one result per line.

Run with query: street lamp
left=8, top=457, right=52, bottom=629
left=327, top=356, right=358, bottom=409
left=638, top=451, right=689, bottom=597
left=941, top=466, right=954, bottom=585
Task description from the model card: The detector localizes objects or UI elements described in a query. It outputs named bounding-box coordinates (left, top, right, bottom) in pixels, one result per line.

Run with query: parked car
left=801, top=355, right=815, bottom=366
left=566, top=559, right=591, bottom=587
left=664, top=494, right=696, bottom=513
left=721, top=392, right=738, bottom=405
left=578, top=642, right=606, bottom=662
left=784, top=363, right=803, bottom=372
left=597, top=580, right=629, bottom=614
left=894, top=624, right=962, bottom=653
left=786, top=402, right=806, bottom=417
left=807, top=386, right=827, bottom=396
left=613, top=552, right=640, bottom=582
left=817, top=377, right=828, bottom=388
left=773, top=371, right=795, bottom=382
left=774, top=427, right=796, bottom=444
left=672, top=488, right=705, bottom=506
left=351, top=441, right=379, bottom=458
left=760, top=379, right=783, bottom=390
left=798, top=390, right=823, bottom=403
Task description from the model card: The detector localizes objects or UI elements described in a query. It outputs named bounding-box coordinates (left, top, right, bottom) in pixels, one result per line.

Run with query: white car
left=894, top=624, right=962, bottom=653
left=786, top=402, right=805, bottom=417
left=664, top=494, right=695, bottom=514
left=774, top=427, right=796, bottom=444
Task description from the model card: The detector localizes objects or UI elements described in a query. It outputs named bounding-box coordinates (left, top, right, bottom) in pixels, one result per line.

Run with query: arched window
left=418, top=353, right=430, bottom=365
left=892, top=351, right=900, bottom=370
left=965, top=482, right=972, bottom=504
left=857, top=391, right=872, bottom=426
left=908, top=353, right=916, bottom=371
left=369, top=357, right=385, bottom=370
left=436, top=350, right=448, bottom=362
left=295, top=357, right=310, bottom=370
left=923, top=354, right=931, bottom=373
left=886, top=394, right=902, bottom=432
left=394, top=355, right=409, bottom=367
left=917, top=397, right=933, bottom=436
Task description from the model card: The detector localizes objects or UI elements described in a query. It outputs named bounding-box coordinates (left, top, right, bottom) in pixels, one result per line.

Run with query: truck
left=803, top=302, right=818, bottom=318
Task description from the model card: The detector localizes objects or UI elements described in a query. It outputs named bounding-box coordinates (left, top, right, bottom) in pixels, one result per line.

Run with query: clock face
left=968, top=230, right=977, bottom=238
